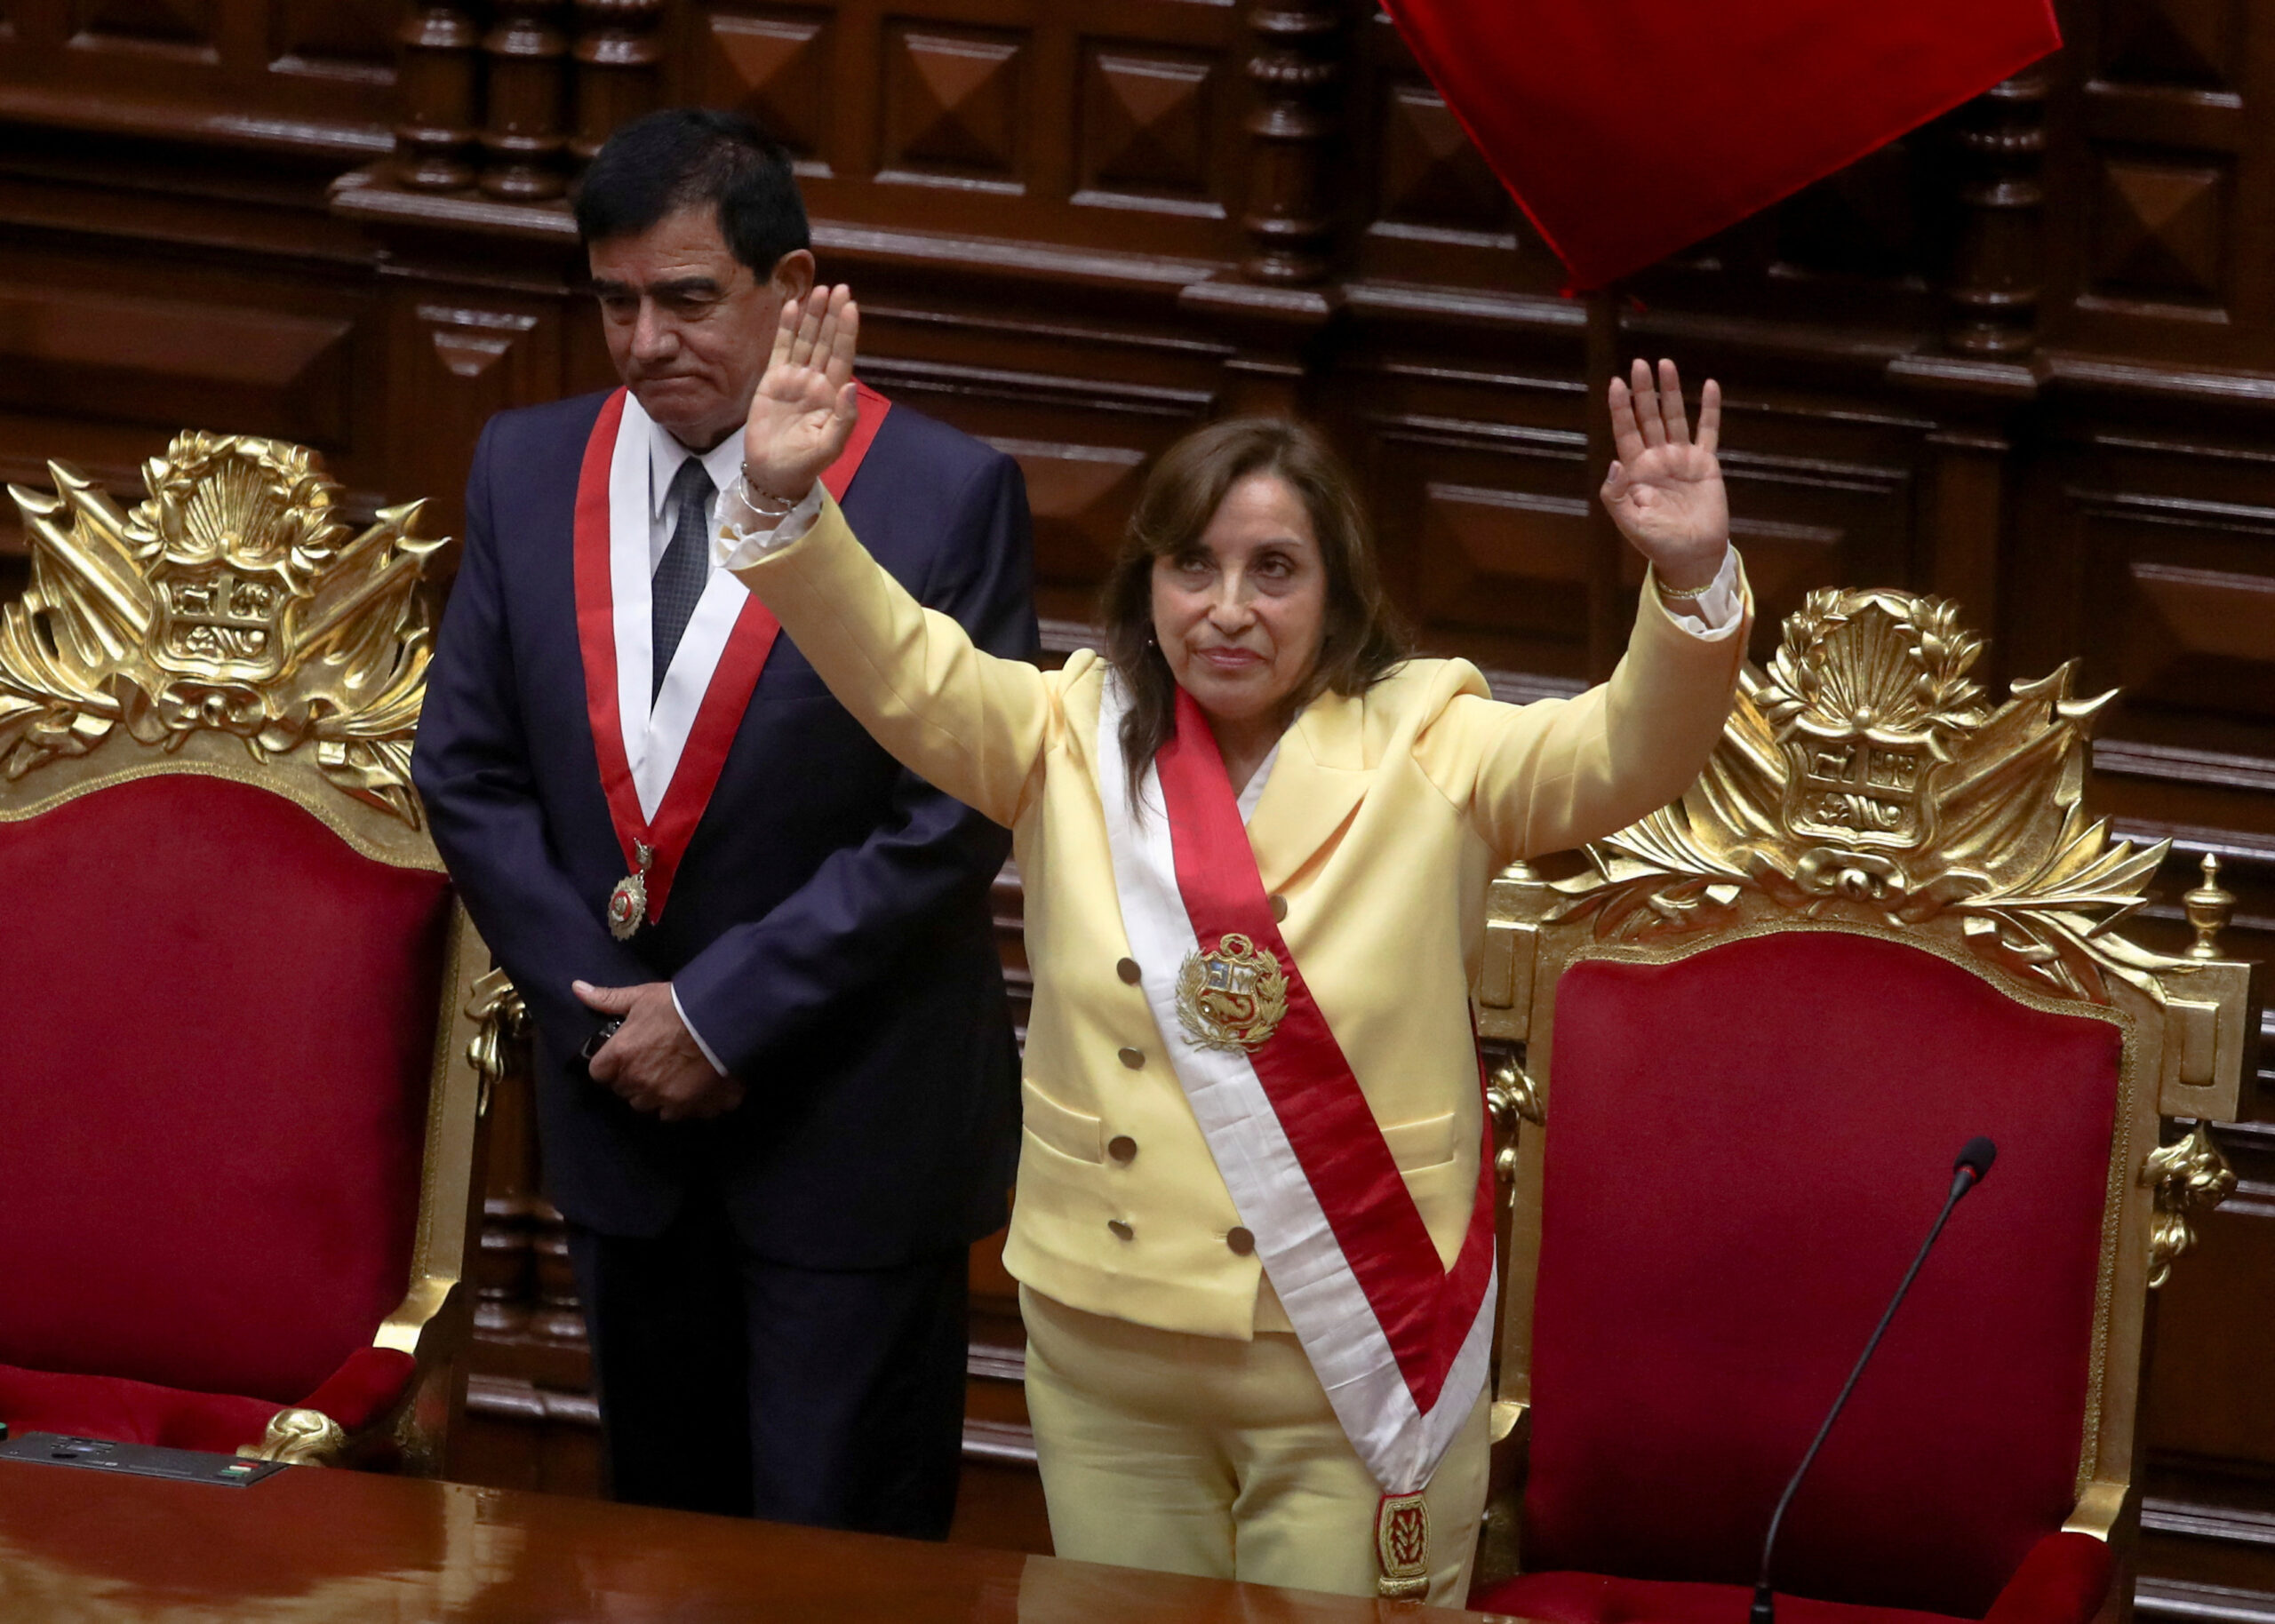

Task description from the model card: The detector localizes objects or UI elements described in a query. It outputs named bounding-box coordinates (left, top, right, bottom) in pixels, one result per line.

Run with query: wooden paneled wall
left=5, top=0, right=2275, bottom=1598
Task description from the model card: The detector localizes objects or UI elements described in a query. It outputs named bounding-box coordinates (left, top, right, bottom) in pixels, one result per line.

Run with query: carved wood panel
left=1369, top=424, right=1595, bottom=683
left=0, top=0, right=395, bottom=143
left=1348, top=12, right=1545, bottom=296
left=268, top=0, right=395, bottom=81
left=0, top=234, right=382, bottom=565
left=0, top=279, right=352, bottom=442
left=1076, top=42, right=1225, bottom=218
left=2016, top=421, right=2275, bottom=795
left=879, top=20, right=1026, bottom=189
left=675, top=0, right=1246, bottom=269
left=71, top=0, right=216, bottom=54
left=386, top=290, right=569, bottom=556
left=2043, top=0, right=2275, bottom=368
left=698, top=6, right=834, bottom=166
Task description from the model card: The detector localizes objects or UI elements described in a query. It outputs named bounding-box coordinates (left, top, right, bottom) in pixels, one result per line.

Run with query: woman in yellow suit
left=714, top=288, right=1751, bottom=1603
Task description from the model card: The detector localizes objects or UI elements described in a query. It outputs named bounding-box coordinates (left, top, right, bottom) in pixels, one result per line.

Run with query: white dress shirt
left=646, top=421, right=748, bottom=577
left=646, top=421, right=747, bottom=1079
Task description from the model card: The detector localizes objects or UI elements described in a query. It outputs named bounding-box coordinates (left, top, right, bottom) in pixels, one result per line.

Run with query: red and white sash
left=574, top=382, right=891, bottom=928
left=1097, top=678, right=1498, bottom=1495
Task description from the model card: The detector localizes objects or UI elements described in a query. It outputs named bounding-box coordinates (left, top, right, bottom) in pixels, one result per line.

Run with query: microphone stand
left=1750, top=1149, right=1992, bottom=1624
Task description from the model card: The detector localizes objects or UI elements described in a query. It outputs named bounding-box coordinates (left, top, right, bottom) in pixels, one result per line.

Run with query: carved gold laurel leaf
left=2141, top=1123, right=2237, bottom=1289
left=0, top=436, right=445, bottom=824
left=1548, top=588, right=2168, bottom=1007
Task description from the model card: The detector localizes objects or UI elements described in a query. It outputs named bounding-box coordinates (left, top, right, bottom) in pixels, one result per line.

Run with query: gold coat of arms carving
left=0, top=434, right=443, bottom=826
left=1542, top=587, right=2168, bottom=1009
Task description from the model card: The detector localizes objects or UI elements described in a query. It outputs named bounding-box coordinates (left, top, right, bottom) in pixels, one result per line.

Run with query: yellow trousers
left=1020, top=1286, right=1490, bottom=1606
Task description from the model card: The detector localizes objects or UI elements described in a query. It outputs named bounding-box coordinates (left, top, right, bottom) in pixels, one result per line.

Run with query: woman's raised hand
left=1600, top=359, right=1728, bottom=593
left=742, top=283, right=861, bottom=501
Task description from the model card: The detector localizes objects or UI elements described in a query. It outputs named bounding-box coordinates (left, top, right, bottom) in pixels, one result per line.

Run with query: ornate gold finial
left=465, top=967, right=529, bottom=1120
left=241, top=1406, right=348, bottom=1466
left=1485, top=1056, right=1545, bottom=1182
left=1540, top=587, right=2167, bottom=1007
left=0, top=434, right=444, bottom=824
left=2141, top=1123, right=2236, bottom=1288
left=2183, top=853, right=2236, bottom=961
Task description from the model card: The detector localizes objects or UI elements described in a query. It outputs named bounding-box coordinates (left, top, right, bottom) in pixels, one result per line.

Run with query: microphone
left=1748, top=1137, right=1997, bottom=1624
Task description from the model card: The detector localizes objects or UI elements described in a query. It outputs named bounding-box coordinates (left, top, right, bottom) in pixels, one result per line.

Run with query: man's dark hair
left=573, top=108, right=810, bottom=275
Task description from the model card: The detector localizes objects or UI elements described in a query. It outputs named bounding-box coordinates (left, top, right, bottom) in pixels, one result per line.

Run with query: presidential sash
left=574, top=382, right=891, bottom=935
left=1098, top=677, right=1497, bottom=1595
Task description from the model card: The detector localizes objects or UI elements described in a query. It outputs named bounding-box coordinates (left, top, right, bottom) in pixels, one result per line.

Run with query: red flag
left=1378, top=0, right=2060, bottom=289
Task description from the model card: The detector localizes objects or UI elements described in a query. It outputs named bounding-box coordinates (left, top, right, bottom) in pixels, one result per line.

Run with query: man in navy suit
left=411, top=108, right=1034, bottom=1536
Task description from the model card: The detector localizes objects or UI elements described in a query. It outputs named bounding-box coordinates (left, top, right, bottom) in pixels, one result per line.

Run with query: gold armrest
left=240, top=1408, right=348, bottom=1466
left=1491, top=1398, right=1529, bottom=1447
left=374, top=1275, right=462, bottom=1362
left=2063, top=1479, right=2131, bottom=1541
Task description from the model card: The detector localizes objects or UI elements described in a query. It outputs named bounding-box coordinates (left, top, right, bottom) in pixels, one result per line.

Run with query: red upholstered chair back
left=0, top=431, right=507, bottom=1466
left=1525, top=931, right=2116, bottom=1618
left=0, top=775, right=451, bottom=1403
left=1473, top=588, right=2256, bottom=1616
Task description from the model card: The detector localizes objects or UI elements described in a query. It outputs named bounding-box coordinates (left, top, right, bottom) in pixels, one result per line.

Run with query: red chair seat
left=0, top=1346, right=416, bottom=1455
left=1474, top=1534, right=2111, bottom=1624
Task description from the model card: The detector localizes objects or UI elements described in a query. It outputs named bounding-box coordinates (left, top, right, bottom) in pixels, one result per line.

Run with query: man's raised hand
left=742, top=283, right=860, bottom=503
left=1600, top=358, right=1729, bottom=593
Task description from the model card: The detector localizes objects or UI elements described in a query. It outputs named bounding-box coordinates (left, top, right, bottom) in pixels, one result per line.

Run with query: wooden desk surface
left=0, top=1454, right=1500, bottom=1622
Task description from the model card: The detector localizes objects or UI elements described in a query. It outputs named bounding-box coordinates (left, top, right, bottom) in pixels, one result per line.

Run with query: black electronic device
left=582, top=1018, right=625, bottom=1063
left=1749, top=1136, right=1999, bottom=1624
left=0, top=1430, right=288, bottom=1486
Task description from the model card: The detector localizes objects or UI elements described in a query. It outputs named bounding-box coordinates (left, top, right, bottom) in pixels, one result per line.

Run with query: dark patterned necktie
left=651, top=455, right=715, bottom=703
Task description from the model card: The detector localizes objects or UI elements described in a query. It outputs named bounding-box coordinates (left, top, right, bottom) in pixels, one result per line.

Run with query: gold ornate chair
left=1468, top=590, right=2255, bottom=1624
left=0, top=433, right=520, bottom=1468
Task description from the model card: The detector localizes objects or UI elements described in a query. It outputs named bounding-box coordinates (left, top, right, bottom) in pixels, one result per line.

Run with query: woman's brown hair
left=1100, top=417, right=1409, bottom=799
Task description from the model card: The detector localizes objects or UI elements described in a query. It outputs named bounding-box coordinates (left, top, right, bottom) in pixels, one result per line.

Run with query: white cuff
left=1659, top=546, right=1743, bottom=641
left=714, top=476, right=826, bottom=569
left=669, top=984, right=729, bottom=1078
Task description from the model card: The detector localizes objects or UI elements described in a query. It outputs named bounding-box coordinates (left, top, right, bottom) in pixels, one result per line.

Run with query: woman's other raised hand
left=741, top=283, right=861, bottom=502
left=1600, top=358, right=1728, bottom=593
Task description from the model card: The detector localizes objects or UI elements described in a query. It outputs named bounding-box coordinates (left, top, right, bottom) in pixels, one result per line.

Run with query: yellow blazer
left=732, top=498, right=1751, bottom=1341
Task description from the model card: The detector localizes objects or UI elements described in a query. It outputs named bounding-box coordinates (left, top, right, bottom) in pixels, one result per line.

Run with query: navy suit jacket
left=411, top=390, right=1034, bottom=1266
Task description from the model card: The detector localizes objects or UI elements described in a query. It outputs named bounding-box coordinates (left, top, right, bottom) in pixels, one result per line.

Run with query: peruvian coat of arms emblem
left=1174, top=932, right=1289, bottom=1052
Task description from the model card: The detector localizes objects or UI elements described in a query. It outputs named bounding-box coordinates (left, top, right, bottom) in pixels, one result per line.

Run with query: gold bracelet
left=734, top=467, right=800, bottom=517
left=1656, top=545, right=1730, bottom=601
left=716, top=473, right=813, bottom=553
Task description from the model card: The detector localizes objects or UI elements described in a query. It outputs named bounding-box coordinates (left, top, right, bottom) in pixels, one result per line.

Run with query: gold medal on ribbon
left=1375, top=1489, right=1431, bottom=1599
left=607, top=840, right=654, bottom=942
left=1174, top=932, right=1289, bottom=1052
